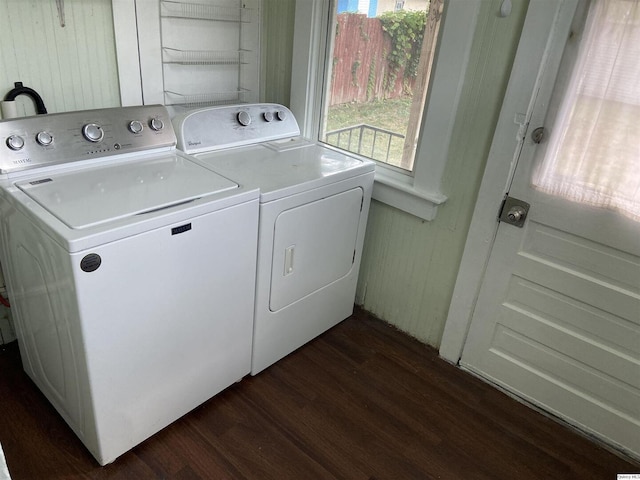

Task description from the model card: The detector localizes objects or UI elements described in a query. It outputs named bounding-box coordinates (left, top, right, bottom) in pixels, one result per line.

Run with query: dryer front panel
left=269, top=187, right=363, bottom=312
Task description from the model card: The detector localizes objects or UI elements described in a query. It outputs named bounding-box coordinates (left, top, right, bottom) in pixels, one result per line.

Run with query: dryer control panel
left=0, top=105, right=176, bottom=175
left=173, top=103, right=301, bottom=155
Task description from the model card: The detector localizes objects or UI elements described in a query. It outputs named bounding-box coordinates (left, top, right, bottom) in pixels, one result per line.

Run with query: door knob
left=507, top=206, right=526, bottom=222
left=499, top=196, right=530, bottom=228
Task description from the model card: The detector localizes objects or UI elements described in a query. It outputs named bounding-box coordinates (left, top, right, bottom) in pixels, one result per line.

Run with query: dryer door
left=269, top=187, right=363, bottom=312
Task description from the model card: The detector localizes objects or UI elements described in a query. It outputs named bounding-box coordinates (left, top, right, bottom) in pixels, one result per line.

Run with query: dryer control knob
left=128, top=120, right=144, bottom=134
left=237, top=111, right=252, bottom=126
left=36, top=131, right=54, bottom=147
left=6, top=134, right=25, bottom=151
left=149, top=118, right=164, bottom=131
left=276, top=110, right=287, bottom=121
left=263, top=111, right=274, bottom=122
left=82, top=123, right=104, bottom=143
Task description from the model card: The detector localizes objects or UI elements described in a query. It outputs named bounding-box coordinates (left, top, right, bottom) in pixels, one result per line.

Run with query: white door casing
left=441, top=0, right=640, bottom=460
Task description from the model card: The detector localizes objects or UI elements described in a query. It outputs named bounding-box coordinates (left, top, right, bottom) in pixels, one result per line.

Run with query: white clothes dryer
left=0, top=105, right=259, bottom=465
left=174, top=104, right=375, bottom=375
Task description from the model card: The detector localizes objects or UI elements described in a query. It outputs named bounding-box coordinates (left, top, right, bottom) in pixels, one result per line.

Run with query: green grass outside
left=326, top=97, right=413, bottom=131
left=324, top=97, right=413, bottom=169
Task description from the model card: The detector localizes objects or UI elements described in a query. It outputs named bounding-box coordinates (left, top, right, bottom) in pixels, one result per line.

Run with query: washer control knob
left=128, top=120, right=144, bottom=134
left=263, top=111, right=274, bottom=122
left=6, top=134, right=25, bottom=151
left=149, top=118, right=164, bottom=131
left=237, top=111, right=252, bottom=126
left=276, top=110, right=287, bottom=121
left=36, top=131, right=54, bottom=147
left=82, top=123, right=104, bottom=143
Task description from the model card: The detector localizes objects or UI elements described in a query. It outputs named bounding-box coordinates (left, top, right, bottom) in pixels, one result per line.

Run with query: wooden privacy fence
left=330, top=13, right=416, bottom=106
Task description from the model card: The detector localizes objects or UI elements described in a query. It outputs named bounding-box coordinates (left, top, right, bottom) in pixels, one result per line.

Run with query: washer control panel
left=0, top=105, right=175, bottom=175
left=173, top=103, right=300, bottom=154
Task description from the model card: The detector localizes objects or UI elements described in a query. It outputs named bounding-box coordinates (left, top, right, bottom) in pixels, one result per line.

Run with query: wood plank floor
left=0, top=309, right=638, bottom=479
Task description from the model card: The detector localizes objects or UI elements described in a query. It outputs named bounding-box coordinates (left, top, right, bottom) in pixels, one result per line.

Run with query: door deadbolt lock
left=499, top=196, right=530, bottom=228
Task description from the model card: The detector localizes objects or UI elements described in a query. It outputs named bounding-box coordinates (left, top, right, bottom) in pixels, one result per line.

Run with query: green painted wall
left=355, top=0, right=530, bottom=347
left=0, top=0, right=120, bottom=116
left=261, top=0, right=296, bottom=105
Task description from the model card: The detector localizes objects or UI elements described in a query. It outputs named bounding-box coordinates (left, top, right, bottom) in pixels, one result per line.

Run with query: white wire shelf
left=162, top=48, right=249, bottom=65
left=164, top=89, right=250, bottom=108
left=160, top=1, right=254, bottom=23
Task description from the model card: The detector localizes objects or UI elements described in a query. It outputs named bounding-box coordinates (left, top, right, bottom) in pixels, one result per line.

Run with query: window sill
left=373, top=168, right=447, bottom=221
left=319, top=142, right=447, bottom=221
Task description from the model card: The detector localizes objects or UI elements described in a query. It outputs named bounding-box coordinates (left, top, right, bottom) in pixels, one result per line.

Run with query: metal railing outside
left=324, top=124, right=405, bottom=165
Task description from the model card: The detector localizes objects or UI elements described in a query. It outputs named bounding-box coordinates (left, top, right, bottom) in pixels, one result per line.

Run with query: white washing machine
left=173, top=103, right=375, bottom=375
left=0, top=105, right=259, bottom=465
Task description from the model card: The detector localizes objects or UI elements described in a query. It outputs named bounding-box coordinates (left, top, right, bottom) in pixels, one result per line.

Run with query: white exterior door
left=451, top=0, right=640, bottom=459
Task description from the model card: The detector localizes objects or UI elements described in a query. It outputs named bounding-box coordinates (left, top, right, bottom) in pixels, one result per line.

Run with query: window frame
left=290, top=0, right=481, bottom=220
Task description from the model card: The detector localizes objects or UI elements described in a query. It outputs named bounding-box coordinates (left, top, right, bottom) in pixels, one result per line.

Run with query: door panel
left=269, top=188, right=363, bottom=312
left=460, top=0, right=640, bottom=458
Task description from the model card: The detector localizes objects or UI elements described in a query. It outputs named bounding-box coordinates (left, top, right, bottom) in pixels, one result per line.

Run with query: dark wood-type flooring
left=0, top=309, right=638, bottom=479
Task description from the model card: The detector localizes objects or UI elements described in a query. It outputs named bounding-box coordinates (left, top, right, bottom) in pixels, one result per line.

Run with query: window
left=290, top=0, right=481, bottom=220
left=532, top=0, right=640, bottom=221
left=320, top=1, right=442, bottom=172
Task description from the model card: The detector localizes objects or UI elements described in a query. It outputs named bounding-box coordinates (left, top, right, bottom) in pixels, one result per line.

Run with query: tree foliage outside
left=378, top=10, right=427, bottom=90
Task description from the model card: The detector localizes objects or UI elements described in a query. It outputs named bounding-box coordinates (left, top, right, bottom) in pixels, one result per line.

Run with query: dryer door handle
left=284, top=245, right=295, bottom=276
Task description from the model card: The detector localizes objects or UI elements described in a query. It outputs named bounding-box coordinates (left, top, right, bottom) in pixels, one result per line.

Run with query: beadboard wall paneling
left=261, top=0, right=296, bottom=105
left=0, top=0, right=120, bottom=118
left=355, top=0, right=530, bottom=347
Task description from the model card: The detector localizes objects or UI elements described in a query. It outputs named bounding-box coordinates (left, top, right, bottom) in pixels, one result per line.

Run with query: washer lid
left=15, top=153, right=238, bottom=229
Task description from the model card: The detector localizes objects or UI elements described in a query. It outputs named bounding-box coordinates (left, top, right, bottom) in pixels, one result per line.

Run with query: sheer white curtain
left=532, top=0, right=640, bottom=221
